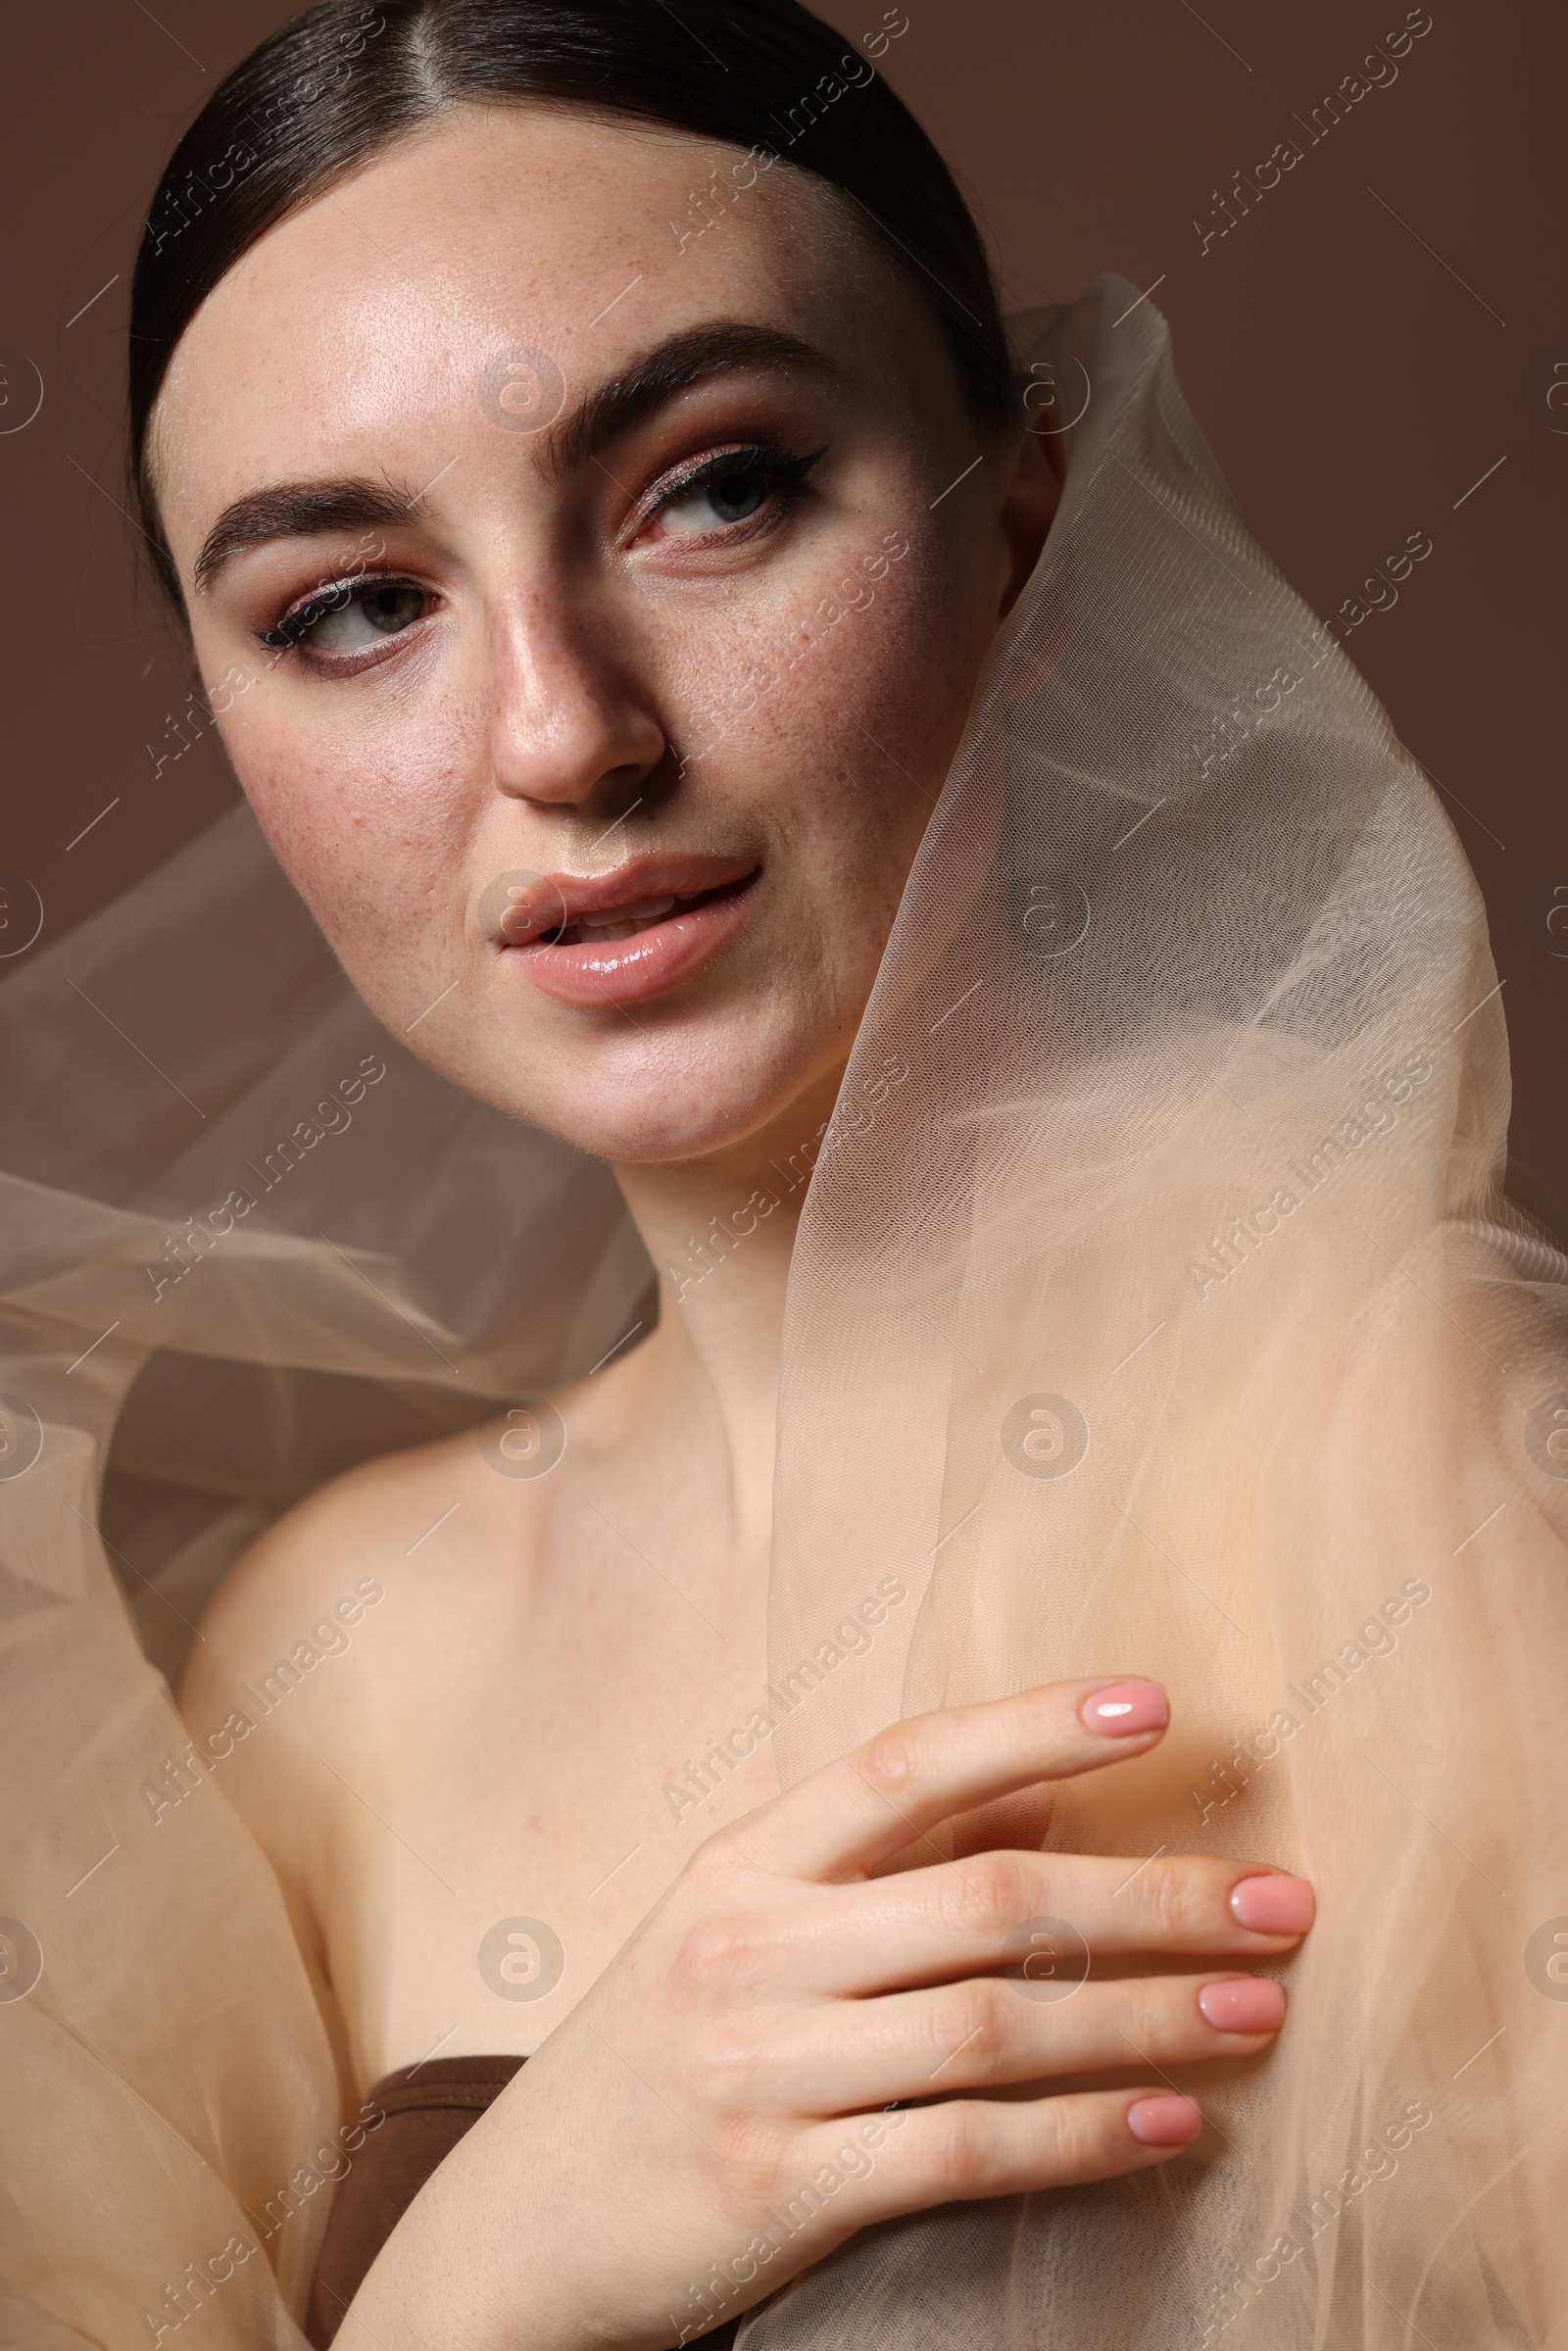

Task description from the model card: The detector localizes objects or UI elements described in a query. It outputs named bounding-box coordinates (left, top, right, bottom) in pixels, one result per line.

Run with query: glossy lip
left=497, top=854, right=760, bottom=1007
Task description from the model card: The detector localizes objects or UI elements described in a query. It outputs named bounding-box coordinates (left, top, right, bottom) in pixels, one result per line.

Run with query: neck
left=610, top=1070, right=842, bottom=1540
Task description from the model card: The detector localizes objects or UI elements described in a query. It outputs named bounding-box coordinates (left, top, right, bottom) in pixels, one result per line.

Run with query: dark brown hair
left=128, top=0, right=1014, bottom=605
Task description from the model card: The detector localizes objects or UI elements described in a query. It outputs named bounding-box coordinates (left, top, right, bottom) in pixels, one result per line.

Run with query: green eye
left=659, top=464, right=770, bottom=536
left=652, top=444, right=823, bottom=538
left=350, top=583, right=425, bottom=637
left=705, top=468, right=769, bottom=522
left=263, top=578, right=427, bottom=654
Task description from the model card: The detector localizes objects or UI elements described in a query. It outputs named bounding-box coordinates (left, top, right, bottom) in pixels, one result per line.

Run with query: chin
left=458, top=1006, right=843, bottom=1170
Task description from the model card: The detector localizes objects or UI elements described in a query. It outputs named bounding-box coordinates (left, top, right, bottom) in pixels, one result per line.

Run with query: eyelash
left=635, top=440, right=824, bottom=535
left=258, top=576, right=390, bottom=652
left=255, top=441, right=825, bottom=663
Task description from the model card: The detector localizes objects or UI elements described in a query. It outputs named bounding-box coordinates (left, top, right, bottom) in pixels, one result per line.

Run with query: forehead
left=152, top=105, right=884, bottom=521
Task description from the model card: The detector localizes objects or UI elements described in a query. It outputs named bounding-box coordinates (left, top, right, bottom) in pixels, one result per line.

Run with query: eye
left=660, top=461, right=770, bottom=535
left=647, top=444, right=823, bottom=541
left=261, top=576, right=429, bottom=656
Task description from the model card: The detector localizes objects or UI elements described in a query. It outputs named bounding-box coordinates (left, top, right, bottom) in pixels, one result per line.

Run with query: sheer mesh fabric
left=0, top=278, right=1562, bottom=2347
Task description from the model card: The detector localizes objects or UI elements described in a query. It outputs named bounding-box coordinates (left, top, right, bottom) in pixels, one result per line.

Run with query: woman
left=1, top=3, right=1563, bottom=2347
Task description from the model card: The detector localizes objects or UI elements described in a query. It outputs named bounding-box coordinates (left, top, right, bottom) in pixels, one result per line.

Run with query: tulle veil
left=2, top=277, right=1564, bottom=2348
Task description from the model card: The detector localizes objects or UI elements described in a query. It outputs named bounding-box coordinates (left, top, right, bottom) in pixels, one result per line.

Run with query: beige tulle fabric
left=3, top=276, right=1564, bottom=2349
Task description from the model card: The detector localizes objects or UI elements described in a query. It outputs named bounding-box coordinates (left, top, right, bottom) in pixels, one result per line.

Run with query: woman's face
left=153, top=105, right=1052, bottom=1162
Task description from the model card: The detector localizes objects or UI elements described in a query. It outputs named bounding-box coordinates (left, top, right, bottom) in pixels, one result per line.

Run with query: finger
left=737, top=1679, right=1171, bottom=1881
left=801, top=1848, right=1315, bottom=1995
left=786, top=2085, right=1201, bottom=2238
left=770, top=1972, right=1284, bottom=2115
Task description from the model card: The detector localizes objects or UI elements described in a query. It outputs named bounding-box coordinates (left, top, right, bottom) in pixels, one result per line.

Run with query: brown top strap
left=305, top=2056, right=526, bottom=2346
left=306, top=2054, right=742, bottom=2349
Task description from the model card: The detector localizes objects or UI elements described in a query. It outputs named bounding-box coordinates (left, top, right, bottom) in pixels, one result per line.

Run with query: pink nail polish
left=1198, top=1977, right=1286, bottom=2034
left=1127, top=2094, right=1202, bottom=2146
left=1229, top=1874, right=1315, bottom=1935
left=1080, top=1681, right=1168, bottom=1737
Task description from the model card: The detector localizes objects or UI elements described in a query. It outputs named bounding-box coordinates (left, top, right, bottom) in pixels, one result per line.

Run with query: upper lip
left=494, top=854, right=758, bottom=944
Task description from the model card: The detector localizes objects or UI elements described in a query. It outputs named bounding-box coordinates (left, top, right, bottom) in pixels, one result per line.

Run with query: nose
left=487, top=587, right=668, bottom=814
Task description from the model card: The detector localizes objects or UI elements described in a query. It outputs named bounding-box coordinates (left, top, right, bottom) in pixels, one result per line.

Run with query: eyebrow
left=538, top=320, right=832, bottom=481
left=191, top=322, right=834, bottom=593
left=193, top=479, right=416, bottom=591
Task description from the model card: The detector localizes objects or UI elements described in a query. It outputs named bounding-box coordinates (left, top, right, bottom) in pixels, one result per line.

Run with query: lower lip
left=502, top=875, right=758, bottom=1006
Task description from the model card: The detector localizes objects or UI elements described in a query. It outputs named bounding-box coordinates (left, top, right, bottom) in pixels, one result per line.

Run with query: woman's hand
left=345, top=1678, right=1313, bottom=2351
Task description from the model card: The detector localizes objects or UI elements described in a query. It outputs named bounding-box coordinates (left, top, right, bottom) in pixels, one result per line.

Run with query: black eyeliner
left=258, top=573, right=404, bottom=651
left=257, top=451, right=823, bottom=658
left=651, top=441, right=826, bottom=514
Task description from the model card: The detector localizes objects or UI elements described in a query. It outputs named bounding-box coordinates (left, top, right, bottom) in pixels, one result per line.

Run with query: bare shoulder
left=177, top=1364, right=637, bottom=1741
left=174, top=1357, right=654, bottom=1919
left=180, top=1428, right=478, bottom=1721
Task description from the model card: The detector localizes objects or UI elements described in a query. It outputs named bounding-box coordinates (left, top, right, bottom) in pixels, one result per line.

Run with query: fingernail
left=1127, top=2094, right=1202, bottom=2146
left=1198, top=1976, right=1287, bottom=2034
left=1079, top=1681, right=1168, bottom=1737
left=1229, top=1874, right=1315, bottom=1935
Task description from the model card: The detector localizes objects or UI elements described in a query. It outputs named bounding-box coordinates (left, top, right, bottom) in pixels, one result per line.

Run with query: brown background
left=3, top=0, right=1563, bottom=1184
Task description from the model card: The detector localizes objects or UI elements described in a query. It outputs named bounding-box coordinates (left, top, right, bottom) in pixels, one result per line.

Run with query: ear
left=995, top=421, right=1063, bottom=623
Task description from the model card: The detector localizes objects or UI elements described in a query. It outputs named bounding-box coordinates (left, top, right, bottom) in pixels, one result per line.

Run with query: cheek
left=218, top=672, right=485, bottom=999
left=731, top=530, right=979, bottom=904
